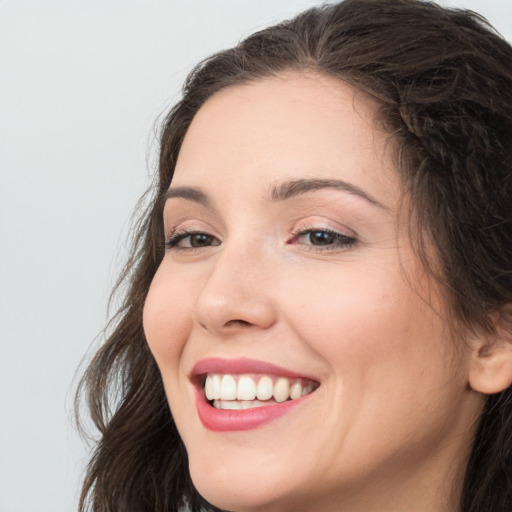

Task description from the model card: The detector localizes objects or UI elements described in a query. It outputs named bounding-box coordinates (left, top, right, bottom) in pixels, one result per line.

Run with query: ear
left=468, top=309, right=512, bottom=395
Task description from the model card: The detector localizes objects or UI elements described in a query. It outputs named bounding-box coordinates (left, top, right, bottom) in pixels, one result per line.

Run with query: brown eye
left=307, top=230, right=336, bottom=245
left=165, top=231, right=221, bottom=250
left=188, top=233, right=217, bottom=247
left=292, top=228, right=356, bottom=252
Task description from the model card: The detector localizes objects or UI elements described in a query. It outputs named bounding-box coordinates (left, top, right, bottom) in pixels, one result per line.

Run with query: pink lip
left=190, top=357, right=317, bottom=380
left=190, top=357, right=319, bottom=432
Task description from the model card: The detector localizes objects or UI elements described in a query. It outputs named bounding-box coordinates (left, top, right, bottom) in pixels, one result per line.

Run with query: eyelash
left=164, top=228, right=220, bottom=251
left=288, top=226, right=357, bottom=252
left=164, top=227, right=357, bottom=252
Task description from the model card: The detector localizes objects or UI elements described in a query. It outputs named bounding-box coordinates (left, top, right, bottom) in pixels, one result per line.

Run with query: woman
left=77, top=0, right=512, bottom=511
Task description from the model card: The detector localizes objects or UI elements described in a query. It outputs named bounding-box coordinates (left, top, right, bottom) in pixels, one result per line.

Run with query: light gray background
left=1, top=1, right=511, bottom=511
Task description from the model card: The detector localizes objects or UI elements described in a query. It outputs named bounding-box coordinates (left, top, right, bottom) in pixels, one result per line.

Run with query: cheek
left=142, top=264, right=193, bottom=372
left=276, top=258, right=467, bottom=476
left=279, top=256, right=455, bottom=390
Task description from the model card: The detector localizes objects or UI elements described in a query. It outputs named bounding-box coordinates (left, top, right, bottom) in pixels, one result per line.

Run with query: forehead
left=173, top=71, right=399, bottom=206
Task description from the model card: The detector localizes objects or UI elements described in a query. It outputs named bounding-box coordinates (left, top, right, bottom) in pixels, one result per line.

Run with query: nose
left=191, top=243, right=277, bottom=336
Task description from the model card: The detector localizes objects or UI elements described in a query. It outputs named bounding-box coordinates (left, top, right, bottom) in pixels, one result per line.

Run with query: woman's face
left=143, top=73, right=483, bottom=512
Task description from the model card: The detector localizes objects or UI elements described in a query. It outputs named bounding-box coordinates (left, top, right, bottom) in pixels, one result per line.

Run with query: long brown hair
left=77, top=1, right=512, bottom=510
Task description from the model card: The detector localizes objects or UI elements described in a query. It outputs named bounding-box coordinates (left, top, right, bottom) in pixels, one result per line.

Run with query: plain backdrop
left=1, top=1, right=511, bottom=511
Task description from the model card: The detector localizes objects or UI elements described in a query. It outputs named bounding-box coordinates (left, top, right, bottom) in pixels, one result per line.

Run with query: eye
left=291, top=228, right=356, bottom=251
left=165, top=230, right=221, bottom=250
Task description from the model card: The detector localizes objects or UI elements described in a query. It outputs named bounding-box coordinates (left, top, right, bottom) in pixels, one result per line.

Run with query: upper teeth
left=204, top=374, right=316, bottom=403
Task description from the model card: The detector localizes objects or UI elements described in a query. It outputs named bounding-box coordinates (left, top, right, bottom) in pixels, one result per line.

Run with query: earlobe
left=468, top=314, right=512, bottom=395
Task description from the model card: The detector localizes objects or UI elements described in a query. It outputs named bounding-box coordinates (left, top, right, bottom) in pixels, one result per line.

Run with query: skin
left=143, top=72, right=485, bottom=512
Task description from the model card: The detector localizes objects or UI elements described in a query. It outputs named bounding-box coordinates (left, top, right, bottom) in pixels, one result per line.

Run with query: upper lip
left=190, top=357, right=320, bottom=382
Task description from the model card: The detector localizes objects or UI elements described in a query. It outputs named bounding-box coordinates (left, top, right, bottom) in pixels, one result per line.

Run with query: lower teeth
left=212, top=399, right=283, bottom=410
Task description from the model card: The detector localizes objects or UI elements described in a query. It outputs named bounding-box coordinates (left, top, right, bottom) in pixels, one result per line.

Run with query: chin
left=191, top=474, right=278, bottom=512
left=188, top=455, right=300, bottom=512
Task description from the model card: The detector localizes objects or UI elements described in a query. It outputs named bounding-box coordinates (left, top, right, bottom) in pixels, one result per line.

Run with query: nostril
left=225, top=319, right=253, bottom=328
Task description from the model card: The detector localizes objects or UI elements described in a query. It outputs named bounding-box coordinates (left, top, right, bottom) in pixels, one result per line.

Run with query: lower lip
left=195, top=389, right=309, bottom=432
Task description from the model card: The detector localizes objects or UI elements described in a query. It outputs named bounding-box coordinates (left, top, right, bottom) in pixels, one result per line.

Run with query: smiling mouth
left=203, top=373, right=319, bottom=410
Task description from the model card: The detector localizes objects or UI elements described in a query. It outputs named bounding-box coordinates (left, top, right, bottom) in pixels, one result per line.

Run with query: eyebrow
left=164, top=186, right=210, bottom=206
left=164, top=178, right=387, bottom=210
left=270, top=178, right=387, bottom=209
